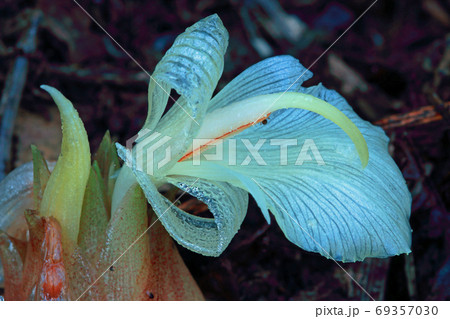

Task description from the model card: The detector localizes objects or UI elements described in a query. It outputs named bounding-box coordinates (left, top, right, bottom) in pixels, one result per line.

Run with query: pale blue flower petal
left=208, top=55, right=312, bottom=112
left=130, top=166, right=248, bottom=257
left=143, top=14, right=228, bottom=131
left=168, top=84, right=412, bottom=262
left=135, top=14, right=229, bottom=176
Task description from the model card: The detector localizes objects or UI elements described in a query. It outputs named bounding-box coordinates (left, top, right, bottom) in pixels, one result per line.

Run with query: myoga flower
left=115, top=14, right=412, bottom=262
left=0, top=13, right=412, bottom=301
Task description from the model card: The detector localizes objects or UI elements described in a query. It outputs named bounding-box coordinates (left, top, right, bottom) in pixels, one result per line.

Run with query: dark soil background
left=0, top=0, right=449, bottom=300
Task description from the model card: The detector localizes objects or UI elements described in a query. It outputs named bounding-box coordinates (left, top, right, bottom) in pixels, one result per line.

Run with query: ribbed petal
left=208, top=55, right=312, bottom=112
left=0, top=162, right=34, bottom=240
left=168, top=84, right=412, bottom=262
left=134, top=14, right=228, bottom=177
left=125, top=153, right=248, bottom=256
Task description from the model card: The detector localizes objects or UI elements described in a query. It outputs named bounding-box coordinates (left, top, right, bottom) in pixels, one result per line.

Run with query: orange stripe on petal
left=178, top=113, right=270, bottom=162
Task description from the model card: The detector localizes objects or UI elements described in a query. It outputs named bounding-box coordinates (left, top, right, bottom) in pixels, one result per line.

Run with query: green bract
left=116, top=14, right=412, bottom=261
